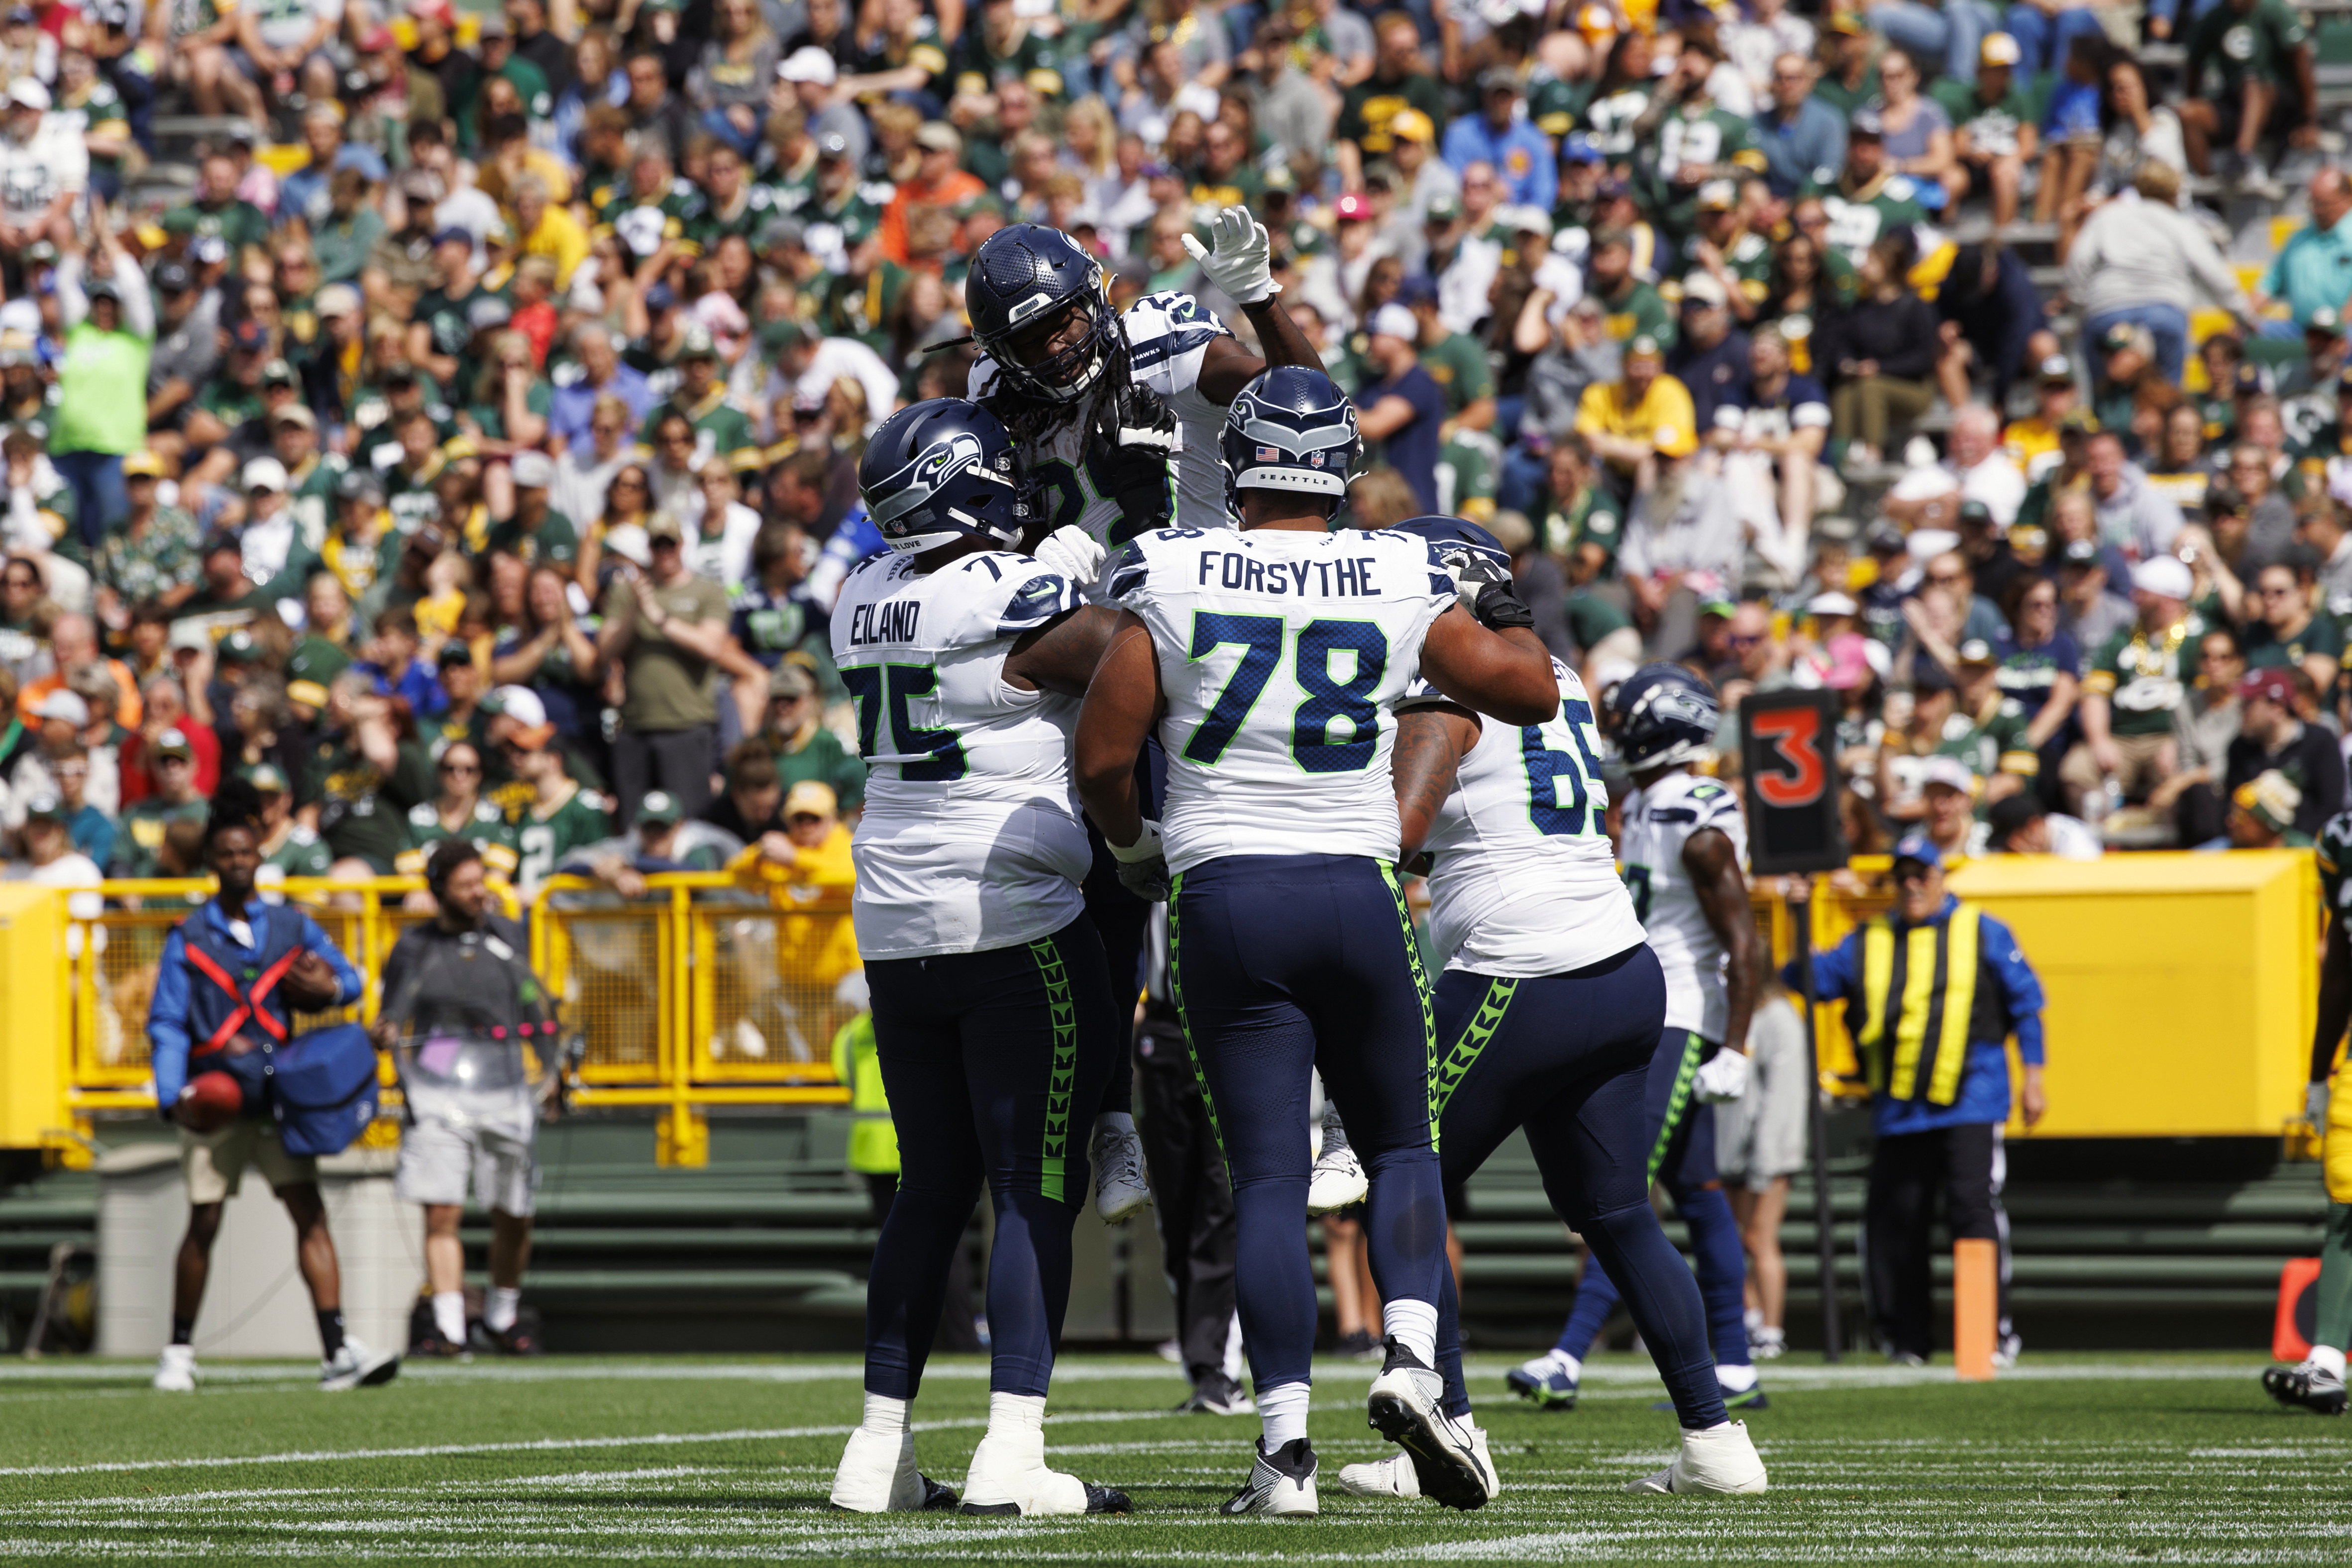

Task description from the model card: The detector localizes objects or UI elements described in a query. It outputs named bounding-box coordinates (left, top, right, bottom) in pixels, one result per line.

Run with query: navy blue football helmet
left=1220, top=367, right=1361, bottom=515
left=1609, top=661, right=1721, bottom=772
left=1386, top=516, right=1514, bottom=598
left=966, top=223, right=1120, bottom=405
left=858, top=399, right=1028, bottom=555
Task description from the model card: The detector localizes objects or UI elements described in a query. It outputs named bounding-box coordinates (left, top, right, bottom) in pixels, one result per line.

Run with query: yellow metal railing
left=55, top=874, right=855, bottom=1166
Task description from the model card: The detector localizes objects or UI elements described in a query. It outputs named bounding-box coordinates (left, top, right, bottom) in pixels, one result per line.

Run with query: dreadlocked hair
left=206, top=777, right=268, bottom=844
left=979, top=313, right=1134, bottom=451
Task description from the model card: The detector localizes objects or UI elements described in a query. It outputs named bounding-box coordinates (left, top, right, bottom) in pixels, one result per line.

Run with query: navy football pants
left=861, top=917, right=1116, bottom=1400
left=1553, top=1027, right=1753, bottom=1376
left=1170, top=853, right=1448, bottom=1394
left=1427, top=946, right=1727, bottom=1431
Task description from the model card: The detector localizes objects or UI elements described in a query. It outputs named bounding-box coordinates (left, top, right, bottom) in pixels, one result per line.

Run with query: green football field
left=0, top=1352, right=2342, bottom=1564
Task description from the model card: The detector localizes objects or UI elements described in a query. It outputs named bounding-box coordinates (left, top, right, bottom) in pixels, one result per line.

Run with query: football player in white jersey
left=1508, top=662, right=1769, bottom=1418
left=1328, top=523, right=1767, bottom=1503
left=1072, top=368, right=1561, bottom=1517
left=961, top=211, right=1325, bottom=1231
left=824, top=399, right=1131, bottom=1520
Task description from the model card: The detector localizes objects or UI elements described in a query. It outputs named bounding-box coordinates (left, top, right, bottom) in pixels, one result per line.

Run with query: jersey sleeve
left=1122, top=292, right=1230, bottom=400
left=940, top=551, right=1083, bottom=648
left=1104, top=534, right=1159, bottom=613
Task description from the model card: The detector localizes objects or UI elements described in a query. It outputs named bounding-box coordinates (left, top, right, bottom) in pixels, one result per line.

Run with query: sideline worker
left=1788, top=834, right=2047, bottom=1366
left=373, top=838, right=560, bottom=1356
left=146, top=778, right=399, bottom=1393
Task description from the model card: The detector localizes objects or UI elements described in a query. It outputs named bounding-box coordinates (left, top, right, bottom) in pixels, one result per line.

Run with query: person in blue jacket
left=146, top=777, right=400, bottom=1396
left=1787, top=833, right=2048, bottom=1367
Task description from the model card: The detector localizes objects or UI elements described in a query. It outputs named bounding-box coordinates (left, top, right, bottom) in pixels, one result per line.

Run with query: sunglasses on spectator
left=1926, top=570, right=1966, bottom=586
left=439, top=760, right=480, bottom=775
left=1892, top=863, right=1935, bottom=883
left=1726, top=633, right=1763, bottom=648
left=611, top=475, right=647, bottom=490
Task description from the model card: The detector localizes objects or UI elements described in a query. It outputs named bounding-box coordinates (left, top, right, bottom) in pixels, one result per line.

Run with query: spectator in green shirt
left=51, top=211, right=153, bottom=549
left=2180, top=0, right=2317, bottom=198
left=760, top=661, right=866, bottom=814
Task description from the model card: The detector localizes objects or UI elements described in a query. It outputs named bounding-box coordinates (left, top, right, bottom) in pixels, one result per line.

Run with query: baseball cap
left=122, top=450, right=167, bottom=479
left=637, top=790, right=684, bottom=827
left=154, top=260, right=194, bottom=294
left=1424, top=191, right=1462, bottom=223
left=1680, top=271, right=1729, bottom=310
left=247, top=762, right=290, bottom=793
left=1807, top=591, right=1858, bottom=617
left=467, top=295, right=514, bottom=332
left=2240, top=667, right=2298, bottom=705
left=33, top=690, right=88, bottom=726
left=2060, top=538, right=2102, bottom=569
left=1389, top=107, right=1436, bottom=144
left=1369, top=303, right=1419, bottom=341
left=1848, top=106, right=1885, bottom=139
left=6, top=78, right=48, bottom=111
left=2059, top=407, right=2102, bottom=435
left=1955, top=637, right=1997, bottom=668
left=1562, top=131, right=1604, bottom=165
left=2131, top=554, right=2194, bottom=600
left=1825, top=9, right=1867, bottom=33
left=272, top=404, right=316, bottom=430
left=2235, top=770, right=2303, bottom=834
left=778, top=45, right=838, bottom=84
left=315, top=282, right=362, bottom=318
left=1979, top=30, right=2022, bottom=66
left=603, top=523, right=651, bottom=568
left=242, top=456, right=289, bottom=493
left=155, top=727, right=194, bottom=760
left=436, top=640, right=476, bottom=669
left=1907, top=528, right=1960, bottom=563
left=644, top=512, right=684, bottom=544
left=1652, top=422, right=1697, bottom=459
left=1911, top=655, right=1955, bottom=693
left=1956, top=499, right=1995, bottom=529
left=219, top=629, right=262, bottom=664
left=913, top=121, right=962, bottom=154
left=336, top=467, right=384, bottom=504
left=260, top=357, right=299, bottom=388
left=230, top=318, right=270, bottom=353
left=510, top=449, right=554, bottom=487
left=2313, top=307, right=2347, bottom=337
left=490, top=684, right=547, bottom=728
left=1920, top=755, right=1977, bottom=795
left=191, top=235, right=229, bottom=267
left=1625, top=333, right=1664, bottom=365
left=1334, top=192, right=1375, bottom=223
left=1696, top=179, right=1738, bottom=212
left=1891, top=831, right=1943, bottom=869
left=1478, top=66, right=1521, bottom=95
left=431, top=226, right=474, bottom=249
left=784, top=780, right=839, bottom=819
left=677, top=322, right=718, bottom=360
left=2037, top=353, right=2074, bottom=384
left=20, top=792, right=63, bottom=824
left=2234, top=362, right=2275, bottom=396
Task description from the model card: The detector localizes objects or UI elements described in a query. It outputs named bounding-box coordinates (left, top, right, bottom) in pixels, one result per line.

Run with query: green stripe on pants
left=1029, top=934, right=1078, bottom=1204
left=1648, top=1031, right=1705, bottom=1187
left=1434, top=977, right=1517, bottom=1118
left=1165, top=872, right=1230, bottom=1171
left=1376, top=861, right=1439, bottom=1152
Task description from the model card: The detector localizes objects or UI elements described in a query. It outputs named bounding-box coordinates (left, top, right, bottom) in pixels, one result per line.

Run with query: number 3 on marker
left=1751, top=706, right=1826, bottom=807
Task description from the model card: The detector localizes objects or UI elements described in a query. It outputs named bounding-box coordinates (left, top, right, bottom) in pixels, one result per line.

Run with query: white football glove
left=1694, top=1048, right=1750, bottom=1104
left=1032, top=524, right=1106, bottom=584
left=2311, top=1079, right=2332, bottom=1128
left=1107, top=819, right=1172, bottom=902
left=1180, top=205, right=1279, bottom=307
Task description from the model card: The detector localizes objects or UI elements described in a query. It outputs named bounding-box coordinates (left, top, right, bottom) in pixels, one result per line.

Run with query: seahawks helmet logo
left=869, top=430, right=1017, bottom=547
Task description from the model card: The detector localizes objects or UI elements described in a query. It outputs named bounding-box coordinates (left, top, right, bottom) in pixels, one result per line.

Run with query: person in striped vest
left=1789, top=833, right=2048, bottom=1366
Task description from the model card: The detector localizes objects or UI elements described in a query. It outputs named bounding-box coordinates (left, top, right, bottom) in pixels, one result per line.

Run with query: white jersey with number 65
left=831, top=549, right=1091, bottom=960
left=1109, top=525, right=1456, bottom=874
left=1416, top=659, right=1647, bottom=977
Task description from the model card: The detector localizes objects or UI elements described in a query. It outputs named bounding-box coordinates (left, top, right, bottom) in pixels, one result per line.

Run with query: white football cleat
left=152, top=1344, right=197, bottom=1393
left=1337, top=1427, right=1500, bottom=1504
left=1222, top=1437, right=1318, bottom=1515
left=1090, top=1118, right=1153, bottom=1224
left=1626, top=1421, right=1768, bottom=1495
left=1306, top=1143, right=1368, bottom=1217
left=959, top=1427, right=1130, bottom=1516
left=1365, top=1340, right=1489, bottom=1510
left=319, top=1335, right=400, bottom=1391
left=829, top=1428, right=959, bottom=1512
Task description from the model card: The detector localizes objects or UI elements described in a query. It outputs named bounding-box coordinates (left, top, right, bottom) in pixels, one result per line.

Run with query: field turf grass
left=0, top=1352, right=2341, bottom=1564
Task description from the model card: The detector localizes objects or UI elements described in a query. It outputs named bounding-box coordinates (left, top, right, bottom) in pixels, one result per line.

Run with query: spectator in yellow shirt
left=1575, top=334, right=1699, bottom=483
left=2000, top=354, right=2082, bottom=479
left=511, top=174, right=588, bottom=291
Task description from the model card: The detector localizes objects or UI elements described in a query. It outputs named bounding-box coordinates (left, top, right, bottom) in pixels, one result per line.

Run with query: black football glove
left=1089, top=383, right=1178, bottom=544
left=1471, top=582, right=1536, bottom=632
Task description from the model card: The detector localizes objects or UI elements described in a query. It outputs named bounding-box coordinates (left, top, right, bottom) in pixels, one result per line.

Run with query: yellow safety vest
left=828, top=1013, right=898, bottom=1177
left=1856, top=903, right=1983, bottom=1108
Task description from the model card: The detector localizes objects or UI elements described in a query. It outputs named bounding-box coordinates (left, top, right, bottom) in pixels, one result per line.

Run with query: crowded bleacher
left=0, top=0, right=2338, bottom=908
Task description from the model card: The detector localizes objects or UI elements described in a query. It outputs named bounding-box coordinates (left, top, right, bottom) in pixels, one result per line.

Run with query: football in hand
left=278, top=951, right=343, bottom=1014
left=176, top=1071, right=245, bottom=1132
